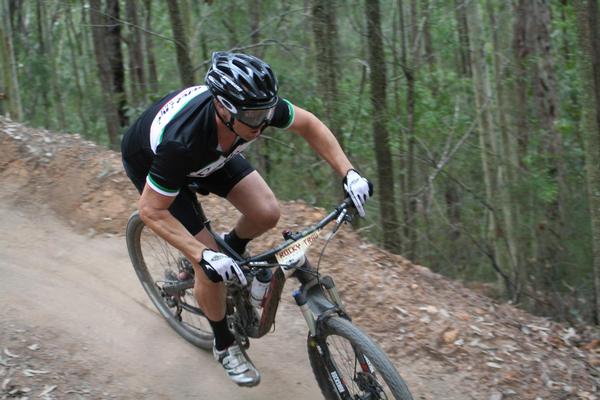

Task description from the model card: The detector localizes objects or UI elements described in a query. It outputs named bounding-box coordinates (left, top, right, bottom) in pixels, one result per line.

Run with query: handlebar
left=234, top=197, right=355, bottom=268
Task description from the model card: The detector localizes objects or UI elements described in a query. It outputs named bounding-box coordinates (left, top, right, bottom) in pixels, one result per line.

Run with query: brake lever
left=332, top=209, right=349, bottom=234
left=336, top=208, right=348, bottom=225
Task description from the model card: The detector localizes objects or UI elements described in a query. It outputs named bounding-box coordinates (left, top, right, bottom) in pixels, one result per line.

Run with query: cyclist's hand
left=343, top=169, right=373, bottom=217
left=199, top=250, right=247, bottom=286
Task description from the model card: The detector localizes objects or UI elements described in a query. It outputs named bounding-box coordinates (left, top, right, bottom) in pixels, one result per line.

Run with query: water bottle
left=250, top=268, right=272, bottom=308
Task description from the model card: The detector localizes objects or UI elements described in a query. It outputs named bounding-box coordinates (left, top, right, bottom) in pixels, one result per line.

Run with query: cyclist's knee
left=255, top=201, right=280, bottom=231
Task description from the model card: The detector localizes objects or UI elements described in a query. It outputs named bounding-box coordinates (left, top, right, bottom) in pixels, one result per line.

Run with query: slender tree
left=404, top=0, right=420, bottom=259
left=166, top=0, right=195, bottom=87
left=365, top=0, right=402, bottom=252
left=311, top=0, right=342, bottom=147
left=575, top=0, right=600, bottom=324
left=0, top=0, right=22, bottom=120
left=532, top=0, right=565, bottom=287
left=486, top=0, right=520, bottom=296
left=35, top=1, right=51, bottom=128
left=250, top=0, right=263, bottom=58
left=143, top=0, right=159, bottom=95
left=512, top=0, right=532, bottom=164
left=245, top=0, right=272, bottom=178
left=125, top=0, right=147, bottom=104
left=40, top=1, right=67, bottom=131
left=64, top=4, right=89, bottom=133
left=89, top=0, right=121, bottom=148
left=105, top=0, right=128, bottom=127
left=454, top=0, right=472, bottom=77
left=466, top=0, right=514, bottom=297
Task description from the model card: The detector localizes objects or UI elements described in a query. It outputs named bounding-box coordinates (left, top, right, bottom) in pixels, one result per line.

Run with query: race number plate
left=275, top=230, right=321, bottom=267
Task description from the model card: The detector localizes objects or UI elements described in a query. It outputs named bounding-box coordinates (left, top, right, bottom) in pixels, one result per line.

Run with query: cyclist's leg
left=165, top=192, right=233, bottom=351
left=178, top=158, right=261, bottom=384
left=163, top=189, right=228, bottom=322
left=226, top=170, right=280, bottom=239
left=193, top=154, right=280, bottom=252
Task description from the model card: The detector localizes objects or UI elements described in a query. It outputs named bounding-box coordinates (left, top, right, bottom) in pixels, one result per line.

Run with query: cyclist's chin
left=238, top=129, right=261, bottom=141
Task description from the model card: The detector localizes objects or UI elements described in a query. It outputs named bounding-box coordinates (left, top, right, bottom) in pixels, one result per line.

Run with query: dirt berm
left=1, top=116, right=599, bottom=399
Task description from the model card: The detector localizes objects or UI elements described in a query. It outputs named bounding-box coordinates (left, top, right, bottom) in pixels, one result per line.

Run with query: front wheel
left=126, top=211, right=214, bottom=350
left=308, top=316, right=413, bottom=400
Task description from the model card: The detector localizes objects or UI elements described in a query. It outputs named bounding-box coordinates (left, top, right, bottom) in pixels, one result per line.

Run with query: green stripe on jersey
left=282, top=99, right=295, bottom=129
left=147, top=174, right=179, bottom=195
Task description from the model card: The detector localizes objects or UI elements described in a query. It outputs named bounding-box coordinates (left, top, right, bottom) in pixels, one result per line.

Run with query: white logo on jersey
left=150, top=86, right=208, bottom=153
left=187, top=141, right=253, bottom=178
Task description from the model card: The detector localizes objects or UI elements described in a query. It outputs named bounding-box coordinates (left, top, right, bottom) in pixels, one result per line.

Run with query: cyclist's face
left=232, top=118, right=264, bottom=140
left=216, top=101, right=264, bottom=140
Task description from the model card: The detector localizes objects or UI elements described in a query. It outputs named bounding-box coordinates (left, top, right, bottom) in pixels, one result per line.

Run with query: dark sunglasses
left=235, top=107, right=276, bottom=129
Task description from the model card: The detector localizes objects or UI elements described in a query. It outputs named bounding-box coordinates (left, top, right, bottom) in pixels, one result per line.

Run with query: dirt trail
left=1, top=117, right=600, bottom=400
left=0, top=198, right=326, bottom=399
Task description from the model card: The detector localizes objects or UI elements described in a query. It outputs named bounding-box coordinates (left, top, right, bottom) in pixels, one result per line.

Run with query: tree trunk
left=311, top=0, right=342, bottom=148
left=250, top=0, right=263, bottom=58
left=365, top=0, right=402, bottom=253
left=105, top=0, right=128, bottom=128
left=532, top=0, right=565, bottom=282
left=79, top=0, right=95, bottom=103
left=454, top=0, right=472, bottom=77
left=126, top=0, right=147, bottom=104
left=89, top=0, right=121, bottom=148
left=466, top=0, right=513, bottom=297
left=396, top=0, right=409, bottom=254
left=0, top=0, right=22, bottom=120
left=35, top=1, right=51, bottom=128
left=512, top=0, right=532, bottom=166
left=143, top=0, right=159, bottom=95
left=404, top=0, right=420, bottom=260
left=43, top=2, right=67, bottom=131
left=166, top=0, right=195, bottom=87
left=421, top=0, right=438, bottom=95
left=247, top=0, right=270, bottom=177
left=65, top=4, right=90, bottom=134
left=575, top=0, right=600, bottom=324
left=486, top=0, right=520, bottom=297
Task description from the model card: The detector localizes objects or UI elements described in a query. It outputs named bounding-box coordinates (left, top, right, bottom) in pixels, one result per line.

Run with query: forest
left=1, top=0, right=600, bottom=327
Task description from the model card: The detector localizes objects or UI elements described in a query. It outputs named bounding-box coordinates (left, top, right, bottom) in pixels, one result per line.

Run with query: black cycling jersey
left=121, top=85, right=294, bottom=196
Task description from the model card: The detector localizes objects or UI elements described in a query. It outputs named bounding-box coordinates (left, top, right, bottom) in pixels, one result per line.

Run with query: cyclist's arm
left=138, top=183, right=206, bottom=264
left=286, top=104, right=353, bottom=177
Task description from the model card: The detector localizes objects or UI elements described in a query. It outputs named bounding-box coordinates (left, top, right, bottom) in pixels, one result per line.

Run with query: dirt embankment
left=1, top=116, right=600, bottom=399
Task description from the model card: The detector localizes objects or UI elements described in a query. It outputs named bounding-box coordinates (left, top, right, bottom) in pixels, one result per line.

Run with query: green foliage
left=6, top=0, right=599, bottom=323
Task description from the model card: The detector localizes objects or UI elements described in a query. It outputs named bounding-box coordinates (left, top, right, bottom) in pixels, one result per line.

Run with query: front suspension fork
left=292, top=262, right=349, bottom=337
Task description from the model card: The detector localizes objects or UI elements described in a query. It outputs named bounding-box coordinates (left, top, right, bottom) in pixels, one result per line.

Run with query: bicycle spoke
left=128, top=216, right=213, bottom=348
left=328, top=335, right=361, bottom=393
left=325, top=333, right=391, bottom=399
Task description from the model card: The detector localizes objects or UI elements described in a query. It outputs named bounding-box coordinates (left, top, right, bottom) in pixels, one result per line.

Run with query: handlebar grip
left=341, top=197, right=354, bottom=208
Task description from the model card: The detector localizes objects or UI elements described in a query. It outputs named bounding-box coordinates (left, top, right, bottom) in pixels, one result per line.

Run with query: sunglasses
left=235, top=107, right=276, bottom=129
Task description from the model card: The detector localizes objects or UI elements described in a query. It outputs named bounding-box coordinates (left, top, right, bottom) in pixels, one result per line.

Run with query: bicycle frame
left=161, top=186, right=353, bottom=339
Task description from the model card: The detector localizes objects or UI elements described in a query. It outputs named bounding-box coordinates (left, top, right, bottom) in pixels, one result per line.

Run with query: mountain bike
left=125, top=184, right=414, bottom=399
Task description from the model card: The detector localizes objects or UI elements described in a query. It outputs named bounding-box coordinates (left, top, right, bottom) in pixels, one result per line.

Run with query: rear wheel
left=126, top=212, right=213, bottom=350
left=308, top=316, right=413, bottom=400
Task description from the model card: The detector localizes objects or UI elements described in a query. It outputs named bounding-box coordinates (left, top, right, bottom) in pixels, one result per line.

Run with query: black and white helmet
left=205, top=51, right=278, bottom=112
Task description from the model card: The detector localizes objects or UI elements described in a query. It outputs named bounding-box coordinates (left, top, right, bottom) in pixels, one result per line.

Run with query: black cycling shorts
left=122, top=154, right=255, bottom=236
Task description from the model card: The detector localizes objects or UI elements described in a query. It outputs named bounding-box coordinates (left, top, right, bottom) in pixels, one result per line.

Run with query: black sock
left=209, top=317, right=235, bottom=351
left=224, top=229, right=251, bottom=255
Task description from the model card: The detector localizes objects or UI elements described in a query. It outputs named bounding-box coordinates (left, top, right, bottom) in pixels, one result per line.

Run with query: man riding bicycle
left=121, top=51, right=372, bottom=386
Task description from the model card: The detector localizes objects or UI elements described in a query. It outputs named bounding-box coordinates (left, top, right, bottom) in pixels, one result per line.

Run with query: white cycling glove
left=199, top=250, right=247, bottom=286
left=343, top=169, right=373, bottom=218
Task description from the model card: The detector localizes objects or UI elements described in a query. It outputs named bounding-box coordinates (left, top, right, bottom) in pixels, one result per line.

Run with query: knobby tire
left=126, top=212, right=214, bottom=350
left=308, top=316, right=413, bottom=400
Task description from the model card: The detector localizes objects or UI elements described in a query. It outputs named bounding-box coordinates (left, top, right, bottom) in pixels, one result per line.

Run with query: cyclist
left=121, top=51, right=372, bottom=386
